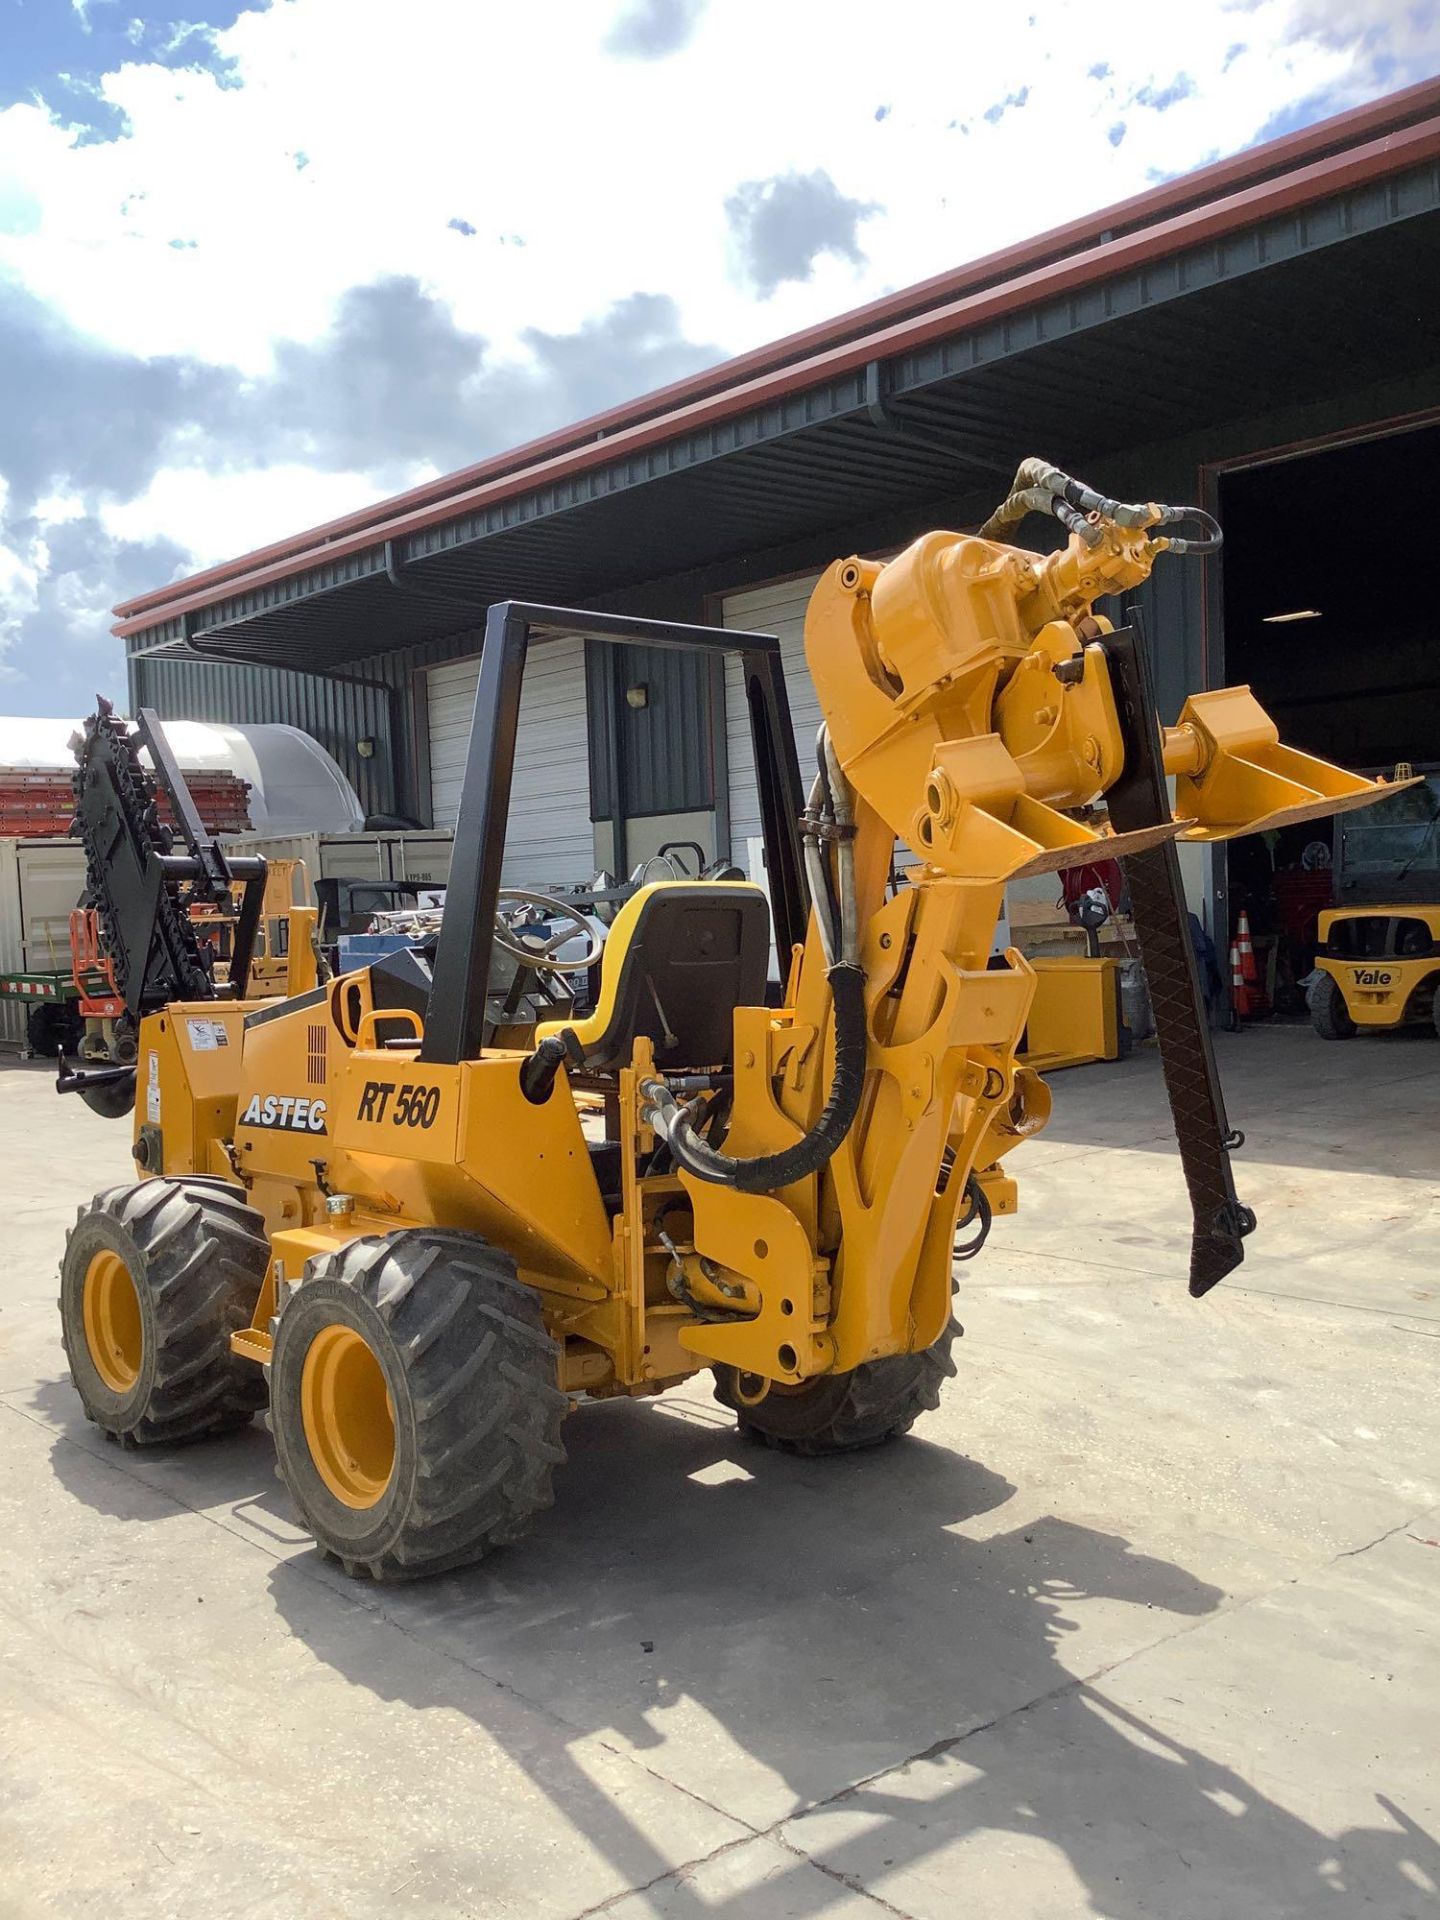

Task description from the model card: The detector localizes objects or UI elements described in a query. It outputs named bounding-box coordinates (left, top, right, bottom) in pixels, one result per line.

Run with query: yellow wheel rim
left=82, top=1249, right=143, bottom=1393
left=300, top=1324, right=396, bottom=1509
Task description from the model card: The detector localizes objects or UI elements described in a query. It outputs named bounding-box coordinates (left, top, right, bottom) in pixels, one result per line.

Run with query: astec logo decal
left=240, top=1093, right=328, bottom=1133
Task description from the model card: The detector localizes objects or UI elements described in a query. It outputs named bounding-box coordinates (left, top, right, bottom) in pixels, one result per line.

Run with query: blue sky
left=0, top=0, right=1436, bottom=714
left=0, top=0, right=266, bottom=143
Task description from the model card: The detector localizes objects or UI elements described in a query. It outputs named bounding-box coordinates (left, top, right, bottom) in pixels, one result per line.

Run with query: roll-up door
left=722, top=575, right=823, bottom=861
left=723, top=572, right=918, bottom=878
left=426, top=634, right=593, bottom=884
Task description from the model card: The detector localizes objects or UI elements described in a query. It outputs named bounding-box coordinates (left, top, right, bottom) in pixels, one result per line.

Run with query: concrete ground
left=1, top=1027, right=1437, bottom=1920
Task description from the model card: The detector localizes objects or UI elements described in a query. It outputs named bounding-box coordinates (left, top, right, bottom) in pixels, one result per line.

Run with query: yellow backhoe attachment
left=1163, top=687, right=1415, bottom=839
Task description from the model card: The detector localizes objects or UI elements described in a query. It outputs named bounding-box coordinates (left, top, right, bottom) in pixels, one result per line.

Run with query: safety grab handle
left=355, top=1006, right=424, bottom=1050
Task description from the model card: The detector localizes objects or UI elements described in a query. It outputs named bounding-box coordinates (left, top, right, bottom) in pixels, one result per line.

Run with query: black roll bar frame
left=419, top=602, right=808, bottom=1066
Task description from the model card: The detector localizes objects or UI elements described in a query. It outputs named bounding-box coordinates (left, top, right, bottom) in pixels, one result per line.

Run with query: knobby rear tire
left=714, top=1317, right=961, bottom=1455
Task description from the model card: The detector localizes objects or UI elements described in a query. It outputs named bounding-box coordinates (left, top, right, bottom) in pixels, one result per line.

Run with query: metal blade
left=1099, top=622, right=1256, bottom=1298
left=1012, top=817, right=1184, bottom=879
left=1178, top=777, right=1421, bottom=843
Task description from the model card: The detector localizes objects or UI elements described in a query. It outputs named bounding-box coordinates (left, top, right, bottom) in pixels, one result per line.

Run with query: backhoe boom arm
left=657, top=462, right=1396, bottom=1375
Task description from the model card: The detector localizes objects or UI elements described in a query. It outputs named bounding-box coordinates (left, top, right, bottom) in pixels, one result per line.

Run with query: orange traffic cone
left=1230, top=939, right=1252, bottom=1019
left=1236, top=909, right=1265, bottom=1016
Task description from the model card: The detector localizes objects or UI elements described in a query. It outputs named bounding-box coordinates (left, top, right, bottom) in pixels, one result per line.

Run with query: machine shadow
left=34, top=1371, right=1438, bottom=1915
left=259, top=1394, right=1437, bottom=1919
left=34, top=1375, right=305, bottom=1541
left=786, top=1680, right=1440, bottom=1919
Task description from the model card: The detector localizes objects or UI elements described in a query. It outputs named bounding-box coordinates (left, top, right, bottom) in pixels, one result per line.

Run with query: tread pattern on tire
left=61, top=1178, right=269, bottom=1445
left=268, top=1230, right=568, bottom=1581
left=1310, top=972, right=1355, bottom=1041
left=714, top=1316, right=961, bottom=1455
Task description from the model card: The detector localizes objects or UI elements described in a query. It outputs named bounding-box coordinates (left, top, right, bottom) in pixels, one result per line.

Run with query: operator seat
left=536, top=881, right=769, bottom=1072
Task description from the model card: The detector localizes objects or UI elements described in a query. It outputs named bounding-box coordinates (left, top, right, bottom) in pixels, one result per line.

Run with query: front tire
left=714, top=1317, right=961, bottom=1455
left=1310, top=971, right=1355, bottom=1040
left=60, top=1179, right=269, bottom=1445
left=268, top=1231, right=567, bottom=1580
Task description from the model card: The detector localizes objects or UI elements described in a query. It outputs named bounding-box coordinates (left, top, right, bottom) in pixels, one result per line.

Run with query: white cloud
left=0, top=486, right=45, bottom=682
left=100, top=461, right=429, bottom=567
left=0, top=0, right=1427, bottom=711
left=0, top=0, right=1376, bottom=375
left=30, top=492, right=89, bottom=528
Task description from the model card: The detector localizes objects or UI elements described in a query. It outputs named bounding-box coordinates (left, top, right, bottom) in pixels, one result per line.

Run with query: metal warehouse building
left=117, top=80, right=1440, bottom=953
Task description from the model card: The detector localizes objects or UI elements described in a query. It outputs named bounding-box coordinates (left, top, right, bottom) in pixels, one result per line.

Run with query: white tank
left=0, top=717, right=366, bottom=836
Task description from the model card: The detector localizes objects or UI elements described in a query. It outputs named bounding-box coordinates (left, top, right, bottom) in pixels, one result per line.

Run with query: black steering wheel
left=493, top=890, right=606, bottom=972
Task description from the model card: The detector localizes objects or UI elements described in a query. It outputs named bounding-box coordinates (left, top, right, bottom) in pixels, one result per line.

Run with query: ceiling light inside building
left=1262, top=609, right=1322, bottom=623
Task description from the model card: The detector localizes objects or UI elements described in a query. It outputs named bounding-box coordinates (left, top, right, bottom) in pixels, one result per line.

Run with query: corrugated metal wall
left=126, top=369, right=1436, bottom=860
left=129, top=622, right=493, bottom=826
left=722, top=575, right=822, bottom=859
left=129, top=653, right=400, bottom=821
left=130, top=614, right=721, bottom=835
left=586, top=641, right=714, bottom=821
left=584, top=644, right=617, bottom=824
left=124, top=516, right=1210, bottom=839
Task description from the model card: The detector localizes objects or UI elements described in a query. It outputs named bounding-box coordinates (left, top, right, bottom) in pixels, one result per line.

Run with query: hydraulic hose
left=640, top=962, right=867, bottom=1193
left=977, top=457, right=1222, bottom=558
left=640, top=721, right=867, bottom=1194
left=823, top=731, right=860, bottom=968
left=1151, top=503, right=1223, bottom=556
left=803, top=765, right=840, bottom=969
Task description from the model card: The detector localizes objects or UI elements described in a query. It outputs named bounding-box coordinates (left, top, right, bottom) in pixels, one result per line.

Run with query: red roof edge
left=115, top=76, right=1440, bottom=632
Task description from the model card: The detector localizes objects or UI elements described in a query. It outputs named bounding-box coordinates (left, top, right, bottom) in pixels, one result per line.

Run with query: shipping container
left=0, top=838, right=88, bottom=1049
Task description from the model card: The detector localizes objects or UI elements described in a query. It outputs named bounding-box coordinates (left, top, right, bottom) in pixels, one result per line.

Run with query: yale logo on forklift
left=356, top=1080, right=443, bottom=1128
left=241, top=1093, right=328, bottom=1133
left=1350, top=967, right=1394, bottom=987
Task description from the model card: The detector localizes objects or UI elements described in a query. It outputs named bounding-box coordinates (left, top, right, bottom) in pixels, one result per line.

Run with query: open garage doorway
left=1217, top=420, right=1440, bottom=1017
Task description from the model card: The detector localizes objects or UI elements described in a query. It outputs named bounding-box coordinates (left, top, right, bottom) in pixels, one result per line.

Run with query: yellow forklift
left=1311, top=903, right=1440, bottom=1037
left=1309, top=768, right=1440, bottom=1039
